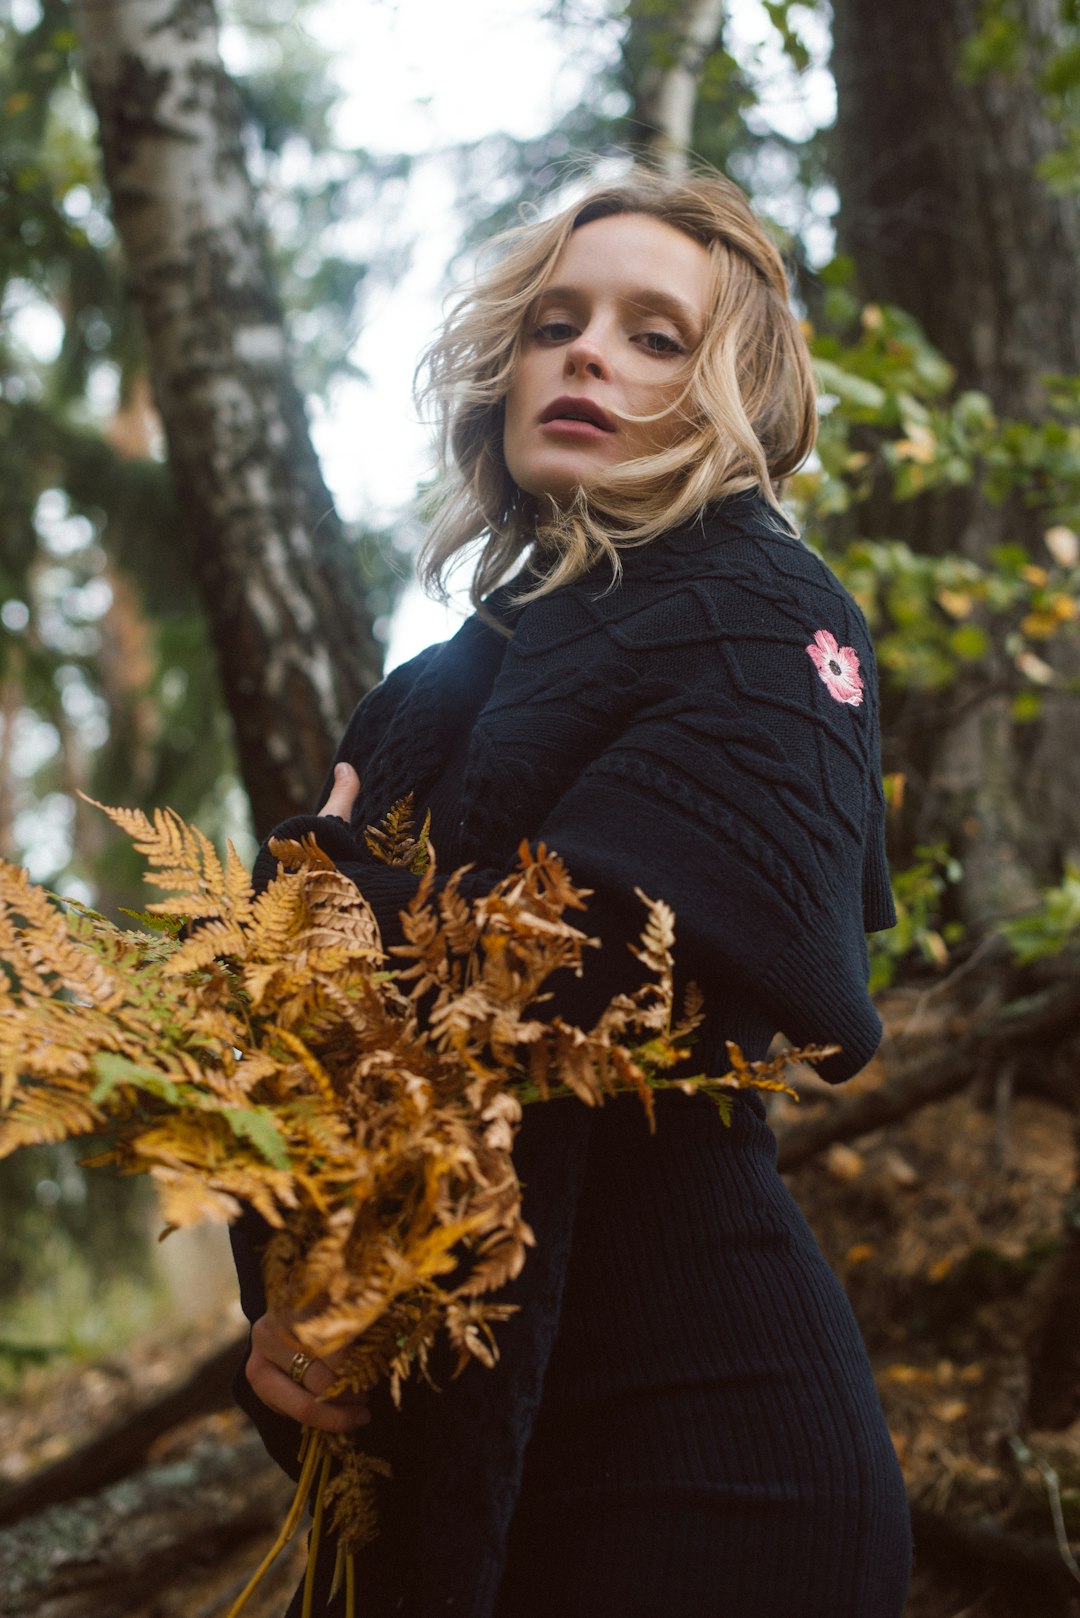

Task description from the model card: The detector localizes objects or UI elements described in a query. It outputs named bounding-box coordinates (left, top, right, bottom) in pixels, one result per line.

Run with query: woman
left=230, top=165, right=913, bottom=1617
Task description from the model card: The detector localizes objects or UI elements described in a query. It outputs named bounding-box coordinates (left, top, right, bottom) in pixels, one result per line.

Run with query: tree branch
left=0, top=1333, right=246, bottom=1527
left=778, top=956, right=1080, bottom=1172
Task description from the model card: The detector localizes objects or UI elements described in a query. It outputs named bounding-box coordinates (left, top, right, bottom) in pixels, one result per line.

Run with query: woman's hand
left=246, top=1310, right=372, bottom=1434
left=319, top=762, right=361, bottom=823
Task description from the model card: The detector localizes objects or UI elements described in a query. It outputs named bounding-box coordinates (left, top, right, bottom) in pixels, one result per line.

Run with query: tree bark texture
left=830, top=0, right=1080, bottom=918
left=72, top=0, right=382, bottom=833
left=0, top=1430, right=300, bottom=1618
left=831, top=0, right=1080, bottom=418
left=0, top=1332, right=245, bottom=1527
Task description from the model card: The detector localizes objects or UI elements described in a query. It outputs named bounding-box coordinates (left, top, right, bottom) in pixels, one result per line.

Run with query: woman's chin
left=526, top=483, right=588, bottom=517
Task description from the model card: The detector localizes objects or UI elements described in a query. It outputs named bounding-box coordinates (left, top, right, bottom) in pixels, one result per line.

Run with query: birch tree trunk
left=630, top=0, right=726, bottom=172
left=831, top=0, right=1080, bottom=923
left=72, top=0, right=381, bottom=832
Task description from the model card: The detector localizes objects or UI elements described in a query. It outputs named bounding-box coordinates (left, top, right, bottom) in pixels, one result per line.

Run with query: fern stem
left=346, top=1550, right=357, bottom=1618
left=301, top=1449, right=333, bottom=1618
left=268, top=1024, right=338, bottom=1105
left=225, top=1427, right=322, bottom=1618
left=329, top=1542, right=346, bottom=1603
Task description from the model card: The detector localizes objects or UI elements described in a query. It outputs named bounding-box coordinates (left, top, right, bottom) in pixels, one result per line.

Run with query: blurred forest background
left=2, top=0, right=1080, bottom=1613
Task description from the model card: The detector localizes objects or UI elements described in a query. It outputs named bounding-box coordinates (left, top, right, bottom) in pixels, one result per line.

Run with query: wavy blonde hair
left=414, top=164, right=817, bottom=614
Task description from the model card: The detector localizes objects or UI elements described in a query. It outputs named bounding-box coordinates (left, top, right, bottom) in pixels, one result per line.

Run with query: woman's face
left=502, top=212, right=713, bottom=506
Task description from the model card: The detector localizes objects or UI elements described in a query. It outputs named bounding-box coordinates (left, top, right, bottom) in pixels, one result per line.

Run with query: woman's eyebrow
left=537, top=283, right=702, bottom=341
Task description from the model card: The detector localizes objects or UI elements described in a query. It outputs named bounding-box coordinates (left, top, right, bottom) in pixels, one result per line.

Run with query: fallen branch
left=778, top=967, right=1080, bottom=1172
left=0, top=1428, right=297, bottom=1618
left=911, top=1503, right=1080, bottom=1611
left=778, top=1042, right=977, bottom=1171
left=0, top=1332, right=247, bottom=1527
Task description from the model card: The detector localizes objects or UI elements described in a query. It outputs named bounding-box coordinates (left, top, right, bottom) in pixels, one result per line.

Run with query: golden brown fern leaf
left=0, top=862, right=125, bottom=1008
left=363, top=793, right=431, bottom=873
left=0, top=794, right=834, bottom=1591
left=715, top=1038, right=838, bottom=1101
left=85, top=797, right=229, bottom=919
left=0, top=1073, right=105, bottom=1156
left=320, top=1437, right=393, bottom=1555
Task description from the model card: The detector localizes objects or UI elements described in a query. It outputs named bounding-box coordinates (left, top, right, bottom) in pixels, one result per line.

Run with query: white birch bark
left=73, top=0, right=381, bottom=829
left=639, top=0, right=727, bottom=173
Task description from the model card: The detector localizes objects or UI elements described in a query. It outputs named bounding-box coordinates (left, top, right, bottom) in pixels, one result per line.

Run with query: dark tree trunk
left=73, top=0, right=381, bottom=833
left=832, top=0, right=1080, bottom=416
left=830, top=0, right=1080, bottom=922
left=1026, top=1113, right=1080, bottom=1429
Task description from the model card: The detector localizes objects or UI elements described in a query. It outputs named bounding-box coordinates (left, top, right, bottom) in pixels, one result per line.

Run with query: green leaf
left=1041, top=40, right=1080, bottom=95
left=118, top=907, right=188, bottom=938
left=949, top=623, right=990, bottom=661
left=990, top=544, right=1031, bottom=576
left=1000, top=863, right=1080, bottom=962
left=960, top=11, right=1024, bottom=80
left=762, top=1, right=811, bottom=71
left=221, top=1106, right=289, bottom=1171
left=1011, top=690, right=1044, bottom=723
left=91, top=1053, right=182, bottom=1105
left=711, top=1094, right=733, bottom=1127
left=814, top=359, right=887, bottom=412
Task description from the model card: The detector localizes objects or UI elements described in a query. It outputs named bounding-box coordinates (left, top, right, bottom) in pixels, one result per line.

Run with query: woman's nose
left=564, top=326, right=607, bottom=380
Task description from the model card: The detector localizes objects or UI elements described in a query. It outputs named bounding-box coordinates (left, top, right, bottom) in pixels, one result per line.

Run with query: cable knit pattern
left=236, top=489, right=910, bottom=1618
left=253, top=487, right=894, bottom=1084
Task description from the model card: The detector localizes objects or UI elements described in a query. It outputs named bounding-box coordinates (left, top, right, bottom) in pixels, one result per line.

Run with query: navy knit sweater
left=234, top=487, right=901, bottom=1616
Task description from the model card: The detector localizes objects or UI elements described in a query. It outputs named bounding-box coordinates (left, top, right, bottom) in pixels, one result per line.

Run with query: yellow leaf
left=1021, top=610, right=1063, bottom=640
left=894, top=424, right=937, bottom=464
left=825, top=1143, right=864, bottom=1181
left=883, top=772, right=906, bottom=809
left=882, top=1364, right=936, bottom=1385
left=936, top=589, right=973, bottom=620
left=932, top=1399, right=968, bottom=1423
left=1045, top=525, right=1080, bottom=567
left=845, top=1242, right=876, bottom=1265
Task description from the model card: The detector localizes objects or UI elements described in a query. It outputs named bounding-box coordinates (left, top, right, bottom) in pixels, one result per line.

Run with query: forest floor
left=0, top=1079, right=1078, bottom=1617
left=784, top=1075, right=1080, bottom=1617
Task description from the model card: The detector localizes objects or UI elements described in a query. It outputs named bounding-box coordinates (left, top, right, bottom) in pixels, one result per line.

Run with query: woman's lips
left=539, top=418, right=612, bottom=439
left=539, top=397, right=616, bottom=433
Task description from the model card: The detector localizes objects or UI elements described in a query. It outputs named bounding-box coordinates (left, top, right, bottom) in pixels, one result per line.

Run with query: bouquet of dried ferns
left=0, top=797, right=834, bottom=1615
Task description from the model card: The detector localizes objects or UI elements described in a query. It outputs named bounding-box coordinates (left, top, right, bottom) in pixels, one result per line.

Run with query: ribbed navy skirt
left=490, top=1092, right=912, bottom=1618
left=279, top=1092, right=911, bottom=1618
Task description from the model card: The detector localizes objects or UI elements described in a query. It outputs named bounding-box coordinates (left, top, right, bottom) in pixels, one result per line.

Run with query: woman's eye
left=639, top=330, right=685, bottom=356
left=533, top=320, right=576, bottom=343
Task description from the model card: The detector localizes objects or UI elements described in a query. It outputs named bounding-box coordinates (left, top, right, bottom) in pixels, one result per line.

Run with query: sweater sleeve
left=251, top=572, right=893, bottom=1086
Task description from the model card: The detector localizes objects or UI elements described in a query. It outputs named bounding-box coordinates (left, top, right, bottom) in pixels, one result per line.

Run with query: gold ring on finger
left=288, top=1349, right=314, bottom=1386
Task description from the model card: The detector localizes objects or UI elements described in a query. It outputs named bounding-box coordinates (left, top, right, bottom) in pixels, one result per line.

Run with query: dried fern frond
left=363, top=793, right=431, bottom=874
left=0, top=797, right=833, bottom=1608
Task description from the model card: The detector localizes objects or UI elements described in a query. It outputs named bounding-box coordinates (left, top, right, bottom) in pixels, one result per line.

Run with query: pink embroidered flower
left=806, top=629, right=864, bottom=707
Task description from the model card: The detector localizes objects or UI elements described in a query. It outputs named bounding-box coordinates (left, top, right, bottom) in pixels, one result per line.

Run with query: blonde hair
left=414, top=164, right=817, bottom=614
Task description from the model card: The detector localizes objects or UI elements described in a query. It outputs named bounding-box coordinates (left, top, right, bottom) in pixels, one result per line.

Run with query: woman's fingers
left=318, top=761, right=361, bottom=822
left=247, top=1314, right=371, bottom=1434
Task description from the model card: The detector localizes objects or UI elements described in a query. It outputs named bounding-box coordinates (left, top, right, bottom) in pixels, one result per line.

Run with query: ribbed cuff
left=341, top=862, right=425, bottom=951
left=250, top=813, right=366, bottom=894
left=759, top=922, right=883, bottom=1084
left=863, top=828, right=898, bottom=933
